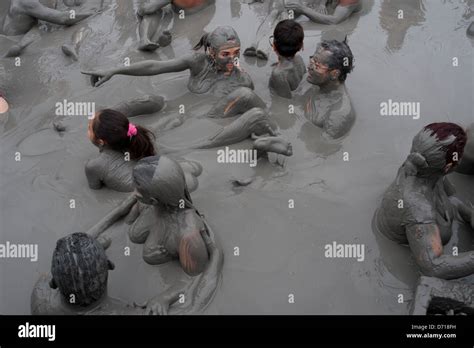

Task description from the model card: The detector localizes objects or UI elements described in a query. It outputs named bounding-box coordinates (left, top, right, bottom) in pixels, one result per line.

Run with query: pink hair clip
left=127, top=123, right=138, bottom=138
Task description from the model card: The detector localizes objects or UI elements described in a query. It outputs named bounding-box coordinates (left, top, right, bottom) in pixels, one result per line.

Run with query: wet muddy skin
left=0, top=0, right=473, bottom=314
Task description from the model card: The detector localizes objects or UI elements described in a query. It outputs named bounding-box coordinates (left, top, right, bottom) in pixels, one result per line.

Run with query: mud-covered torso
left=304, top=84, right=354, bottom=138
left=188, top=56, right=254, bottom=97
left=377, top=166, right=457, bottom=244
left=271, top=55, right=306, bottom=92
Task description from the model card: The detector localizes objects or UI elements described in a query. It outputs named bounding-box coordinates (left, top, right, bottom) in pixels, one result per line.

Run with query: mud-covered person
left=269, top=19, right=306, bottom=99
left=304, top=38, right=355, bottom=139
left=31, top=228, right=222, bottom=314
left=376, top=123, right=474, bottom=280
left=86, top=109, right=202, bottom=193
left=2, top=0, right=95, bottom=57
left=136, top=0, right=215, bottom=51
left=285, top=0, right=362, bottom=25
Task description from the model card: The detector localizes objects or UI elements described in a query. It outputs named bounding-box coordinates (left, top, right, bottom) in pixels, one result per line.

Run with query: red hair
left=424, top=123, right=467, bottom=166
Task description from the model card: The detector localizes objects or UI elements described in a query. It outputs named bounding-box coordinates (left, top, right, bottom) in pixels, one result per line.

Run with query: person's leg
left=150, top=4, right=173, bottom=48
left=138, top=11, right=162, bottom=51
left=4, top=26, right=41, bottom=57
left=111, top=95, right=165, bottom=117
left=208, top=87, right=266, bottom=118
left=61, top=27, right=91, bottom=61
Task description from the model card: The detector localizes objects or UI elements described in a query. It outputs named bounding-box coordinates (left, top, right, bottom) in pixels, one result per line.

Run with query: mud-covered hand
left=145, top=295, right=170, bottom=315
left=284, top=1, right=306, bottom=16
left=81, top=70, right=114, bottom=87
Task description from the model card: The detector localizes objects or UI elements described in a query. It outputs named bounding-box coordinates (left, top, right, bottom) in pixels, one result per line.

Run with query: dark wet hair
left=92, top=109, right=156, bottom=160
left=424, top=123, right=467, bottom=166
left=318, top=38, right=354, bottom=82
left=193, top=33, right=210, bottom=51
left=273, top=20, right=304, bottom=58
left=50, top=233, right=111, bottom=307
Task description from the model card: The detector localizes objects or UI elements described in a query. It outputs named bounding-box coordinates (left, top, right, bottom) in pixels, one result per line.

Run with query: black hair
left=273, top=19, right=304, bottom=58
left=318, top=38, right=354, bottom=82
left=51, top=233, right=110, bottom=307
left=92, top=109, right=156, bottom=160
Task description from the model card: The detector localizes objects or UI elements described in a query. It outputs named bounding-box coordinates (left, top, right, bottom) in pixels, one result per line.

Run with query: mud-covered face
left=307, top=48, right=338, bottom=86
left=211, top=46, right=240, bottom=74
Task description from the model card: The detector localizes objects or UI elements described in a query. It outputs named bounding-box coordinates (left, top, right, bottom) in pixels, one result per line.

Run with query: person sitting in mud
left=269, top=19, right=306, bottom=99
left=456, top=123, right=474, bottom=175
left=2, top=0, right=95, bottom=57
left=31, top=202, right=223, bottom=315
left=285, top=0, right=362, bottom=25
left=126, top=156, right=218, bottom=275
left=376, top=123, right=474, bottom=280
left=82, top=26, right=253, bottom=97
left=136, top=0, right=215, bottom=51
left=86, top=109, right=202, bottom=193
left=304, top=38, right=355, bottom=139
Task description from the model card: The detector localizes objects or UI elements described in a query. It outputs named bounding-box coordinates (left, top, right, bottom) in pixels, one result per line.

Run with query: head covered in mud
left=406, top=123, right=467, bottom=176
left=308, top=38, right=354, bottom=86
left=133, top=155, right=193, bottom=208
left=88, top=109, right=156, bottom=160
left=194, top=26, right=241, bottom=74
left=50, top=232, right=114, bottom=307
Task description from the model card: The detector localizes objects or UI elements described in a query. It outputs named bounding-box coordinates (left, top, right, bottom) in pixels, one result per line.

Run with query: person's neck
left=413, top=169, right=445, bottom=188
left=319, top=80, right=342, bottom=93
left=277, top=55, right=295, bottom=64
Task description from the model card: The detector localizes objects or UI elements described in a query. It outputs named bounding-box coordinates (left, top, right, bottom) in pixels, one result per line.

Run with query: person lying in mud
left=86, top=108, right=202, bottom=193
left=126, top=156, right=222, bottom=275
left=269, top=19, right=306, bottom=99
left=303, top=38, right=355, bottom=139
left=456, top=123, right=474, bottom=175
left=82, top=26, right=254, bottom=97
left=31, top=199, right=223, bottom=314
left=136, top=0, right=215, bottom=51
left=376, top=123, right=474, bottom=280
left=2, top=0, right=95, bottom=57
left=284, top=0, right=362, bottom=25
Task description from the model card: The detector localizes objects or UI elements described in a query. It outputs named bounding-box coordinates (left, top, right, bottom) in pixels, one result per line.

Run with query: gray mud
left=0, top=0, right=473, bottom=314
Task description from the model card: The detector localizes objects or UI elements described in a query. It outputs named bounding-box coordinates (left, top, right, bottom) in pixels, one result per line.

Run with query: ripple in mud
left=17, top=129, right=65, bottom=156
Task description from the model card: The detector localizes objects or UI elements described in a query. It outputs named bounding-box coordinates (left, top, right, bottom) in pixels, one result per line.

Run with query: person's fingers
left=80, top=71, right=94, bottom=76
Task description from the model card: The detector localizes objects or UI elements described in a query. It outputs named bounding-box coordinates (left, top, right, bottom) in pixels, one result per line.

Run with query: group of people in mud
left=2, top=0, right=473, bottom=315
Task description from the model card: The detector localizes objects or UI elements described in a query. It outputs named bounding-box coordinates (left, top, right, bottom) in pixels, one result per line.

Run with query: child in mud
left=136, top=0, right=215, bottom=51
left=31, top=206, right=223, bottom=315
left=303, top=38, right=355, bottom=139
left=376, top=123, right=474, bottom=280
left=269, top=19, right=306, bottom=99
left=86, top=109, right=202, bottom=193
left=285, top=0, right=362, bottom=25
left=2, top=0, right=95, bottom=57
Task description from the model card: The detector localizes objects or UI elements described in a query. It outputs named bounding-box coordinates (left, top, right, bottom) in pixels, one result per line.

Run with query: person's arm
left=81, top=55, right=194, bottom=87
left=22, top=0, right=94, bottom=26
left=137, top=0, right=172, bottom=16
left=284, top=1, right=355, bottom=24
left=406, top=223, right=474, bottom=279
left=85, top=159, right=104, bottom=190
left=86, top=194, right=137, bottom=239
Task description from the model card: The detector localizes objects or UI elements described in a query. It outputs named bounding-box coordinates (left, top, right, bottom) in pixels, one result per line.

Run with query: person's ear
left=272, top=43, right=277, bottom=53
left=49, top=278, right=58, bottom=289
left=330, top=69, right=340, bottom=81
left=107, top=260, right=115, bottom=270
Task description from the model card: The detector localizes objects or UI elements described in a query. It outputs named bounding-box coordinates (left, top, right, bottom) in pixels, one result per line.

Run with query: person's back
left=269, top=19, right=305, bottom=99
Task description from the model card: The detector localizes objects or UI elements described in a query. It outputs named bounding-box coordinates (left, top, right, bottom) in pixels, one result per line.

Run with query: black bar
left=0, top=315, right=472, bottom=346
